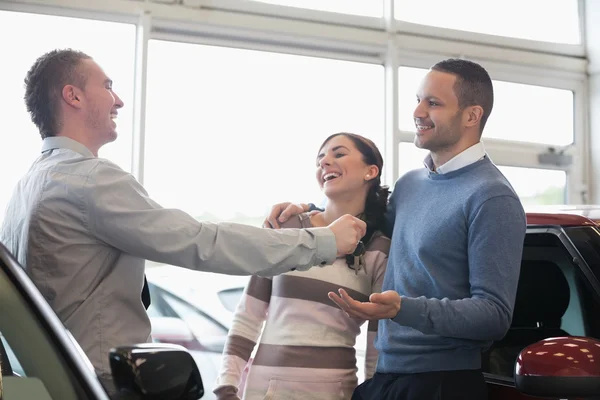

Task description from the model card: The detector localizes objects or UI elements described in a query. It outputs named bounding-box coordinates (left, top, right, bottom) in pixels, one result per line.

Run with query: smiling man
left=266, top=59, right=527, bottom=400
left=328, top=58, right=527, bottom=400
left=0, top=49, right=367, bottom=384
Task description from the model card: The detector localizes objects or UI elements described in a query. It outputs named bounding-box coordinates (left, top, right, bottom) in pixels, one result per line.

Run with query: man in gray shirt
left=0, top=49, right=365, bottom=376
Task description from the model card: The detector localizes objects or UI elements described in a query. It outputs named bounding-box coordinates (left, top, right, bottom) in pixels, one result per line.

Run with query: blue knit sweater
left=375, top=157, right=526, bottom=373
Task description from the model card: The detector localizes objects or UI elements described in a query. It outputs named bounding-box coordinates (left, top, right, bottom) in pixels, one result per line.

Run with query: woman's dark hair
left=318, top=132, right=390, bottom=245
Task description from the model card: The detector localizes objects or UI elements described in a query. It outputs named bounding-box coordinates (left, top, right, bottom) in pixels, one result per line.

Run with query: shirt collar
left=41, top=136, right=95, bottom=158
left=423, top=142, right=486, bottom=174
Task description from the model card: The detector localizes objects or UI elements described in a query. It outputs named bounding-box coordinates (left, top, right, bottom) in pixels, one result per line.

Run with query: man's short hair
left=432, top=58, right=494, bottom=135
left=24, top=49, right=91, bottom=139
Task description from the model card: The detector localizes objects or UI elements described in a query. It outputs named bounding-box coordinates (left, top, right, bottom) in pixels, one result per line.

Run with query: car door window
left=482, top=232, right=595, bottom=379
left=564, top=226, right=600, bottom=339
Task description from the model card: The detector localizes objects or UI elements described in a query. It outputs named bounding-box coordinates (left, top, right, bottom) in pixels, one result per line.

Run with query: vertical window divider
left=132, top=10, right=152, bottom=185
left=383, top=0, right=399, bottom=187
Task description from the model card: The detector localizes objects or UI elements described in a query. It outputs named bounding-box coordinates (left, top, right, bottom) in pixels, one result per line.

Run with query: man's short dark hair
left=24, top=49, right=91, bottom=139
left=431, top=58, right=494, bottom=135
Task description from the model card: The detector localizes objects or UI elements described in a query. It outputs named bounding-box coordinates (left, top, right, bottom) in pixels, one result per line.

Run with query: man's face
left=413, top=70, right=464, bottom=152
left=79, top=59, right=124, bottom=147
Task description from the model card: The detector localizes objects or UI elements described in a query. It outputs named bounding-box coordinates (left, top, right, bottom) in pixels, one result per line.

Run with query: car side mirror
left=109, top=343, right=204, bottom=400
left=515, top=336, right=600, bottom=398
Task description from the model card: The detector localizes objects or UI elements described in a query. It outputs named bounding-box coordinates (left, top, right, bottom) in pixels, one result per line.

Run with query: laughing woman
left=214, top=133, right=390, bottom=400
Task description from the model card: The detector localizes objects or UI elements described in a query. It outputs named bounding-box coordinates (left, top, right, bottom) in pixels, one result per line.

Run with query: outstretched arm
left=84, top=162, right=365, bottom=276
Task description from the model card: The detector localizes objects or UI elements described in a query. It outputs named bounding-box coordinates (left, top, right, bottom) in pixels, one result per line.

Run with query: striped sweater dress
left=214, top=213, right=390, bottom=400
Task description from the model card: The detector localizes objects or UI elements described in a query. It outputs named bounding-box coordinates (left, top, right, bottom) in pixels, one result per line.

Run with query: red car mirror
left=515, top=336, right=600, bottom=397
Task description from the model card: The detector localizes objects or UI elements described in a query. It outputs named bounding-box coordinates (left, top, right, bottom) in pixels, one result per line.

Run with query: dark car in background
left=145, top=266, right=248, bottom=400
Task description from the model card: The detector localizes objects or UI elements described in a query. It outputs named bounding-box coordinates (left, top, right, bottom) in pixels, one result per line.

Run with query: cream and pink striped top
left=214, top=213, right=390, bottom=400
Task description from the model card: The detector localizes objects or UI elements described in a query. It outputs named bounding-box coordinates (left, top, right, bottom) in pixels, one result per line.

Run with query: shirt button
left=290, top=267, right=296, bottom=271
left=320, top=261, right=327, bottom=265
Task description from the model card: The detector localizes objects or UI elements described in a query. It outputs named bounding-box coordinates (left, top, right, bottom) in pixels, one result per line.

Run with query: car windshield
left=218, top=288, right=244, bottom=313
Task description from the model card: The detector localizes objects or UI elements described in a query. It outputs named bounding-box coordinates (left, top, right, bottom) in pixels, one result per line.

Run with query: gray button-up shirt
left=0, top=136, right=336, bottom=374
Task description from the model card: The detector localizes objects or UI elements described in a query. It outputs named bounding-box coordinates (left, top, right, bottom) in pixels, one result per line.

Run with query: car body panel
left=485, top=212, right=600, bottom=399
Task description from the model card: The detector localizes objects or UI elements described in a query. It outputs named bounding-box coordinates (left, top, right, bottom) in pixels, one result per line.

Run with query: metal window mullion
left=578, top=0, right=587, bottom=49
left=131, top=11, right=151, bottom=184
left=195, top=0, right=385, bottom=30
left=149, top=29, right=383, bottom=64
left=383, top=0, right=401, bottom=187
left=569, top=80, right=590, bottom=204
left=384, top=35, right=399, bottom=186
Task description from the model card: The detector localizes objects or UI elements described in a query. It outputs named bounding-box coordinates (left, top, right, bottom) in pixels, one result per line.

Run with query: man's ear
left=464, top=105, right=484, bottom=128
left=62, top=85, right=83, bottom=109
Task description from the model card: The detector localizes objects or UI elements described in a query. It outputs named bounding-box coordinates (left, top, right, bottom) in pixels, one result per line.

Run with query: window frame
left=0, top=0, right=589, bottom=202
left=394, top=55, right=587, bottom=203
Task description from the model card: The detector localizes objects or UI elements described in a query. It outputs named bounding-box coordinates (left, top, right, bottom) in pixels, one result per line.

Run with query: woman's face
left=316, top=135, right=377, bottom=199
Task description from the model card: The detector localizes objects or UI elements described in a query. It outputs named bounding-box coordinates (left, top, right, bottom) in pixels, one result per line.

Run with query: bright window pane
left=398, top=142, right=428, bottom=178
left=395, top=0, right=580, bottom=44
left=398, top=143, right=566, bottom=205
left=251, top=0, right=382, bottom=17
left=399, top=67, right=574, bottom=146
left=498, top=166, right=566, bottom=206
left=144, top=40, right=384, bottom=224
left=0, top=11, right=135, bottom=224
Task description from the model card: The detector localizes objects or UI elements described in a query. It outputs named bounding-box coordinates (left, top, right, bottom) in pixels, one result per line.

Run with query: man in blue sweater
left=265, top=58, right=526, bottom=399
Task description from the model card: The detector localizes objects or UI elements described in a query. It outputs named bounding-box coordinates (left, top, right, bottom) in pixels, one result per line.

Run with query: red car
left=487, top=206, right=600, bottom=399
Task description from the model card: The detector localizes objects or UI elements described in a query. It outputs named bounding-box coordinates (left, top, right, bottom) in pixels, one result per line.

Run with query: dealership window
left=0, top=10, right=135, bottom=225
left=247, top=0, right=382, bottom=17
left=398, top=143, right=566, bottom=206
left=395, top=0, right=581, bottom=44
left=144, top=40, right=384, bottom=225
left=398, top=66, right=574, bottom=146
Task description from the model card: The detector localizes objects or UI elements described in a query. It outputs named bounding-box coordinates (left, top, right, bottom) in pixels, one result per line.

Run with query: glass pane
left=145, top=40, right=384, bottom=224
left=397, top=143, right=566, bottom=205
left=250, top=0, right=382, bottom=17
left=218, top=288, right=244, bottom=313
left=395, top=0, right=580, bottom=44
left=497, top=166, right=566, bottom=206
left=398, top=142, right=428, bottom=178
left=398, top=67, right=574, bottom=146
left=0, top=11, right=135, bottom=225
left=0, top=333, right=25, bottom=376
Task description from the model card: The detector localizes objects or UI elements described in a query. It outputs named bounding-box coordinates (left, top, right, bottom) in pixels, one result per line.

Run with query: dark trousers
left=352, top=369, right=487, bottom=400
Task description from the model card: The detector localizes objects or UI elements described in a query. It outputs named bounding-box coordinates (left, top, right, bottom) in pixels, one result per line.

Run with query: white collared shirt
left=423, top=142, right=486, bottom=174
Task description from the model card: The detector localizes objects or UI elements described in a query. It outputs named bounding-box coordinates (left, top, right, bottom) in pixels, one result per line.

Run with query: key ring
left=345, top=241, right=366, bottom=274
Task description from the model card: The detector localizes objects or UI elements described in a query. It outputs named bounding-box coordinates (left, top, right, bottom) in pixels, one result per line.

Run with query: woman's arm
left=214, top=276, right=273, bottom=399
